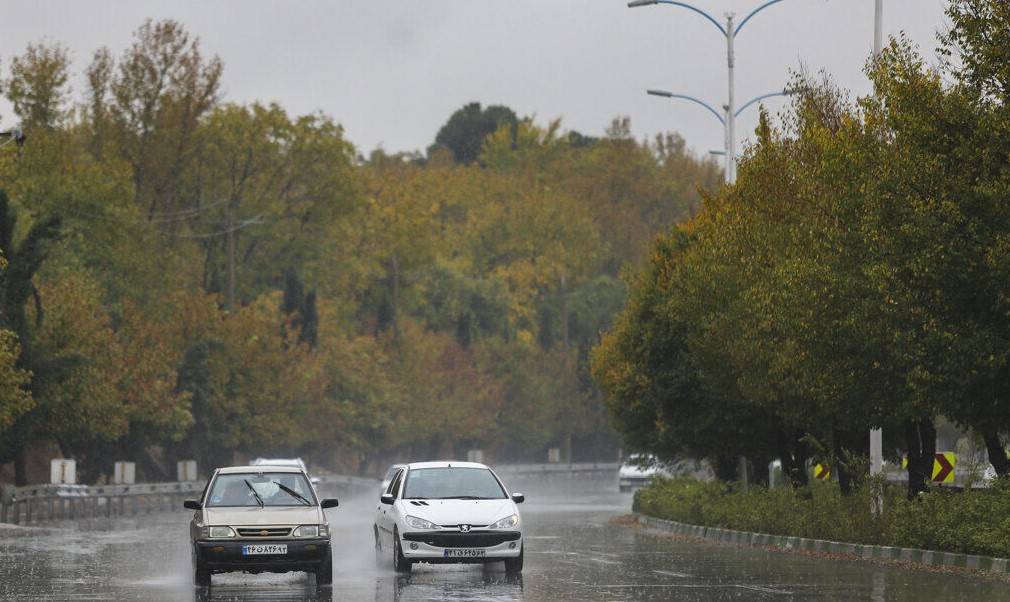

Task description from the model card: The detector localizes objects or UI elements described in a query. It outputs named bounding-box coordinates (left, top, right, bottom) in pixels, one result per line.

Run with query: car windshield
left=206, top=472, right=316, bottom=507
left=402, top=467, right=507, bottom=500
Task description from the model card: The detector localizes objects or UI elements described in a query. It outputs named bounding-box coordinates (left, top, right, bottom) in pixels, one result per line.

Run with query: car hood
left=400, top=499, right=516, bottom=527
left=203, top=505, right=322, bottom=526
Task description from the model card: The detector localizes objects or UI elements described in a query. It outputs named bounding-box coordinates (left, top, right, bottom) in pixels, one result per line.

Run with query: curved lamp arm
left=735, top=0, right=789, bottom=36
left=734, top=90, right=794, bottom=118
left=647, top=89, right=725, bottom=125
left=628, top=0, right=727, bottom=37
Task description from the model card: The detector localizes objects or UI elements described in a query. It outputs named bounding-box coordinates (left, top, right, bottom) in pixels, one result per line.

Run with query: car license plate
left=242, top=544, right=287, bottom=555
left=444, top=548, right=486, bottom=558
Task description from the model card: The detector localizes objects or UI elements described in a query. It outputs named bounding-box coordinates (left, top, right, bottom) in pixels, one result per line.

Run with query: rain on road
left=0, top=477, right=1008, bottom=601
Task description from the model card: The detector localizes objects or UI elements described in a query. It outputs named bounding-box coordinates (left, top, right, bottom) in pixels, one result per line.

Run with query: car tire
left=315, top=547, right=333, bottom=586
left=504, top=546, right=524, bottom=574
left=393, top=528, right=412, bottom=574
left=194, top=560, right=211, bottom=587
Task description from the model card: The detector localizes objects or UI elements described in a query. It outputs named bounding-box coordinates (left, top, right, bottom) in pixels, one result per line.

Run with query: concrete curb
left=634, top=513, right=1010, bottom=573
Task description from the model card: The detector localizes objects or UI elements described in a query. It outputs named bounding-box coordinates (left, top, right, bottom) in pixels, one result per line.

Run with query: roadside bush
left=635, top=477, right=1010, bottom=557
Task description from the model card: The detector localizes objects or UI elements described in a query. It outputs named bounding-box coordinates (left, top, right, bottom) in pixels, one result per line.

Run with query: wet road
left=1, top=478, right=1009, bottom=601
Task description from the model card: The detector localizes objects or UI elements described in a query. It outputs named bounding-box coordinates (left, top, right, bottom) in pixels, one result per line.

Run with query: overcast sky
left=2, top=1, right=950, bottom=159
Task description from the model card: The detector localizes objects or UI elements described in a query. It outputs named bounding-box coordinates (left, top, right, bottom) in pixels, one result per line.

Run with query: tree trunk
left=833, top=430, right=854, bottom=496
left=905, top=418, right=936, bottom=499
left=712, top=455, right=738, bottom=482
left=14, top=444, right=27, bottom=486
left=982, top=428, right=1009, bottom=477
left=778, top=429, right=810, bottom=488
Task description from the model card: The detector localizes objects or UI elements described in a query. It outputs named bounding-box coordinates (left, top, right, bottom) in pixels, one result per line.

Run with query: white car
left=380, top=463, right=407, bottom=495
left=251, top=457, right=320, bottom=487
left=618, top=454, right=670, bottom=492
left=373, top=461, right=525, bottom=574
left=185, top=465, right=339, bottom=587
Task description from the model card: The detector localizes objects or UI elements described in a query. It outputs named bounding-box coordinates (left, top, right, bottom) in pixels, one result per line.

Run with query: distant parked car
left=184, top=465, right=339, bottom=587
left=618, top=454, right=670, bottom=492
left=251, top=458, right=320, bottom=486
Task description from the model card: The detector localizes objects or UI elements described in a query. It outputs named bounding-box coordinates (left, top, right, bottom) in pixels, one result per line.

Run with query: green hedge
left=634, top=477, right=1010, bottom=558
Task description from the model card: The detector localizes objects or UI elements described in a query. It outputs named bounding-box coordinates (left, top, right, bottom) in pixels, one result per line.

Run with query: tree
left=4, top=42, right=71, bottom=130
left=87, top=19, right=222, bottom=219
left=428, top=102, right=518, bottom=164
left=191, top=103, right=359, bottom=308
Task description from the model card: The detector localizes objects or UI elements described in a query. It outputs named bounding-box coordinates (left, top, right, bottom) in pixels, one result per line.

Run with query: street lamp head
left=627, top=0, right=658, bottom=7
left=646, top=89, right=673, bottom=98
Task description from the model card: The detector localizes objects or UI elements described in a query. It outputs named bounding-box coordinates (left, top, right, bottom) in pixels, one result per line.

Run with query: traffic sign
left=814, top=463, right=831, bottom=480
left=931, top=452, right=956, bottom=483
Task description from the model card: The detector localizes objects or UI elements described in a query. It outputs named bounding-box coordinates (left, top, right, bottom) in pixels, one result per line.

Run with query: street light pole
left=628, top=0, right=791, bottom=184
left=874, top=0, right=883, bottom=56
left=726, top=13, right=736, bottom=182
left=869, top=0, right=884, bottom=516
left=647, top=88, right=795, bottom=183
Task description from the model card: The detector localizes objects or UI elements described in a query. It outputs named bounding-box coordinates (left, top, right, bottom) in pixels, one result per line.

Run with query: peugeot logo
left=458, top=524, right=471, bottom=533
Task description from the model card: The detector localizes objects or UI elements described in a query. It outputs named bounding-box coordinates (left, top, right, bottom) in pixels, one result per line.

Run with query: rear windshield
left=206, top=472, right=316, bottom=507
left=403, top=467, right=507, bottom=500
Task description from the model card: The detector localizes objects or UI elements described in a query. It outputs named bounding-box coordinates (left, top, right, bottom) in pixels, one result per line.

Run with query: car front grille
left=402, top=531, right=521, bottom=548
left=237, top=527, right=292, bottom=537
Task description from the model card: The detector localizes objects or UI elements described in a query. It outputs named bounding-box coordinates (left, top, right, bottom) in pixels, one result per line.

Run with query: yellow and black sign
left=813, top=463, right=831, bottom=480
left=931, top=452, right=956, bottom=483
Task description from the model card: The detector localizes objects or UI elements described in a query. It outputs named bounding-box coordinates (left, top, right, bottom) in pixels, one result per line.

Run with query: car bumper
left=194, top=538, right=329, bottom=573
left=619, top=477, right=650, bottom=489
left=400, top=531, right=522, bottom=562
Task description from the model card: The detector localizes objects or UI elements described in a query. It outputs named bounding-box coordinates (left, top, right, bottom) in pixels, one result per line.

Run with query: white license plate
left=444, top=548, right=486, bottom=558
left=242, top=544, right=287, bottom=555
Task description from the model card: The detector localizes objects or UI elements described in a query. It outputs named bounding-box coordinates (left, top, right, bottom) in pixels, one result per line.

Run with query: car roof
left=406, top=461, right=490, bottom=470
left=251, top=458, right=304, bottom=466
left=217, top=465, right=304, bottom=474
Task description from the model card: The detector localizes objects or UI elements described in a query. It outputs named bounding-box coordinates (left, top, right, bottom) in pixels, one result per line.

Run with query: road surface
left=0, top=477, right=1007, bottom=600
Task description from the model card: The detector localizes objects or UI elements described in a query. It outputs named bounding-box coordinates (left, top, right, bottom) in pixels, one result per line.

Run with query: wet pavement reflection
left=1, top=477, right=1009, bottom=600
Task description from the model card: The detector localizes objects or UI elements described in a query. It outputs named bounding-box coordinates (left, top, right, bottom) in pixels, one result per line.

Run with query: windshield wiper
left=244, top=479, right=264, bottom=508
left=435, top=495, right=493, bottom=500
left=272, top=481, right=312, bottom=506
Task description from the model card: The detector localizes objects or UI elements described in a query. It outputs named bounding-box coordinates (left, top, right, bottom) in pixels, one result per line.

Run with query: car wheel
left=393, top=528, right=412, bottom=574
left=504, top=545, right=524, bottom=574
left=194, top=559, right=211, bottom=587
left=315, top=547, right=333, bottom=586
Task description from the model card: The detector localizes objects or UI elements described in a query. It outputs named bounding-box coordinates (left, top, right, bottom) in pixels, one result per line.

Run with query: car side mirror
left=310, top=477, right=321, bottom=485
left=183, top=499, right=201, bottom=510
left=380, top=493, right=395, bottom=505
left=320, top=498, right=339, bottom=509
left=511, top=493, right=525, bottom=504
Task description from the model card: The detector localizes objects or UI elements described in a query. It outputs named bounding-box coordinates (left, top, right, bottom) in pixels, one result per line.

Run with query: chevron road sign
left=931, top=452, right=956, bottom=483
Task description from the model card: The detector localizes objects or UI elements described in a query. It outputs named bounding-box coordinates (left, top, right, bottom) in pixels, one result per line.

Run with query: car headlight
left=293, top=525, right=322, bottom=538
left=489, top=514, right=519, bottom=530
left=405, top=515, right=438, bottom=530
left=208, top=526, right=235, bottom=538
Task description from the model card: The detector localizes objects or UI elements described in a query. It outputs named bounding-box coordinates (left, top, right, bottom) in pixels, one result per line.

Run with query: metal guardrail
left=0, top=480, right=205, bottom=525
left=0, top=464, right=618, bottom=525
left=494, top=462, right=621, bottom=476
left=0, top=474, right=379, bottom=526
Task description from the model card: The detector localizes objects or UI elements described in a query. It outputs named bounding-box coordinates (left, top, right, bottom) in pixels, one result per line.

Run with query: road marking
left=589, top=553, right=618, bottom=565
left=653, top=569, right=692, bottom=578
left=737, top=585, right=794, bottom=595
left=596, top=584, right=792, bottom=593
